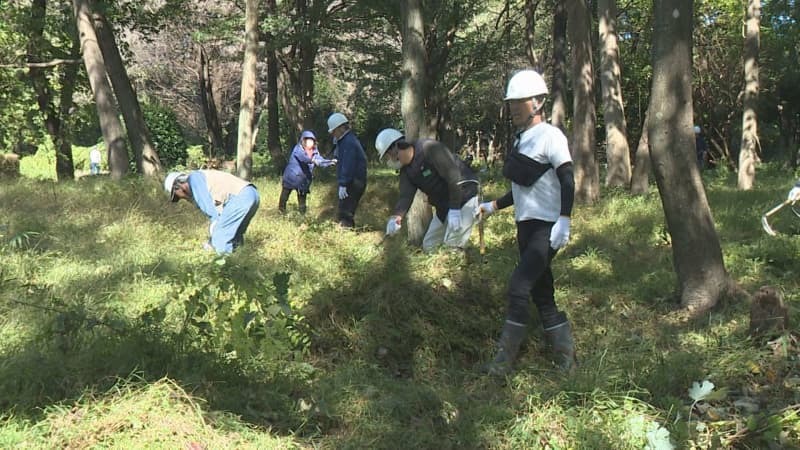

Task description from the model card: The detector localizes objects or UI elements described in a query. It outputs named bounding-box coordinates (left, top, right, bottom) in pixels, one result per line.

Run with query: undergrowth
left=0, top=163, right=797, bottom=449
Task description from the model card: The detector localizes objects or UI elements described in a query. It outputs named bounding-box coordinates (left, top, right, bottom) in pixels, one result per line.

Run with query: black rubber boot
left=482, top=321, right=527, bottom=377
left=543, top=320, right=577, bottom=372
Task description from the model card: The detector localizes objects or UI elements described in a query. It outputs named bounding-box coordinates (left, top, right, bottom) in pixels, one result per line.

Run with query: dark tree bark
left=92, top=9, right=162, bottom=176
left=598, top=0, right=631, bottom=188
left=649, top=0, right=730, bottom=313
left=738, top=0, right=761, bottom=189
left=197, top=47, right=225, bottom=158
left=550, top=0, right=568, bottom=130
left=28, top=0, right=75, bottom=181
left=524, top=0, right=542, bottom=69
left=567, top=0, right=599, bottom=203
left=235, top=0, right=259, bottom=180
left=72, top=0, right=128, bottom=179
left=401, top=0, right=433, bottom=247
left=265, top=0, right=284, bottom=173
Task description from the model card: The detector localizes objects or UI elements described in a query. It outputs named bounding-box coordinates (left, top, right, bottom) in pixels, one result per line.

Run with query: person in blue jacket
left=279, top=130, right=336, bottom=214
left=328, top=113, right=368, bottom=228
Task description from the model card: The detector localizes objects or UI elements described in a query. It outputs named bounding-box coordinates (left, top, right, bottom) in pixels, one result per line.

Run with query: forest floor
left=0, top=163, right=798, bottom=449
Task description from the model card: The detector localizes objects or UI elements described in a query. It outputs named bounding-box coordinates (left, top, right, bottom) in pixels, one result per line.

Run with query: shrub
left=142, top=102, right=187, bottom=169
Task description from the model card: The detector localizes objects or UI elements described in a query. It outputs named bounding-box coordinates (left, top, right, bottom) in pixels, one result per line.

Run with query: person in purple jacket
left=279, top=130, right=336, bottom=215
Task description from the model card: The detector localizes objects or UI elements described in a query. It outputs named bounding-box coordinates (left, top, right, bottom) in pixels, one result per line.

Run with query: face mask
left=386, top=159, right=403, bottom=170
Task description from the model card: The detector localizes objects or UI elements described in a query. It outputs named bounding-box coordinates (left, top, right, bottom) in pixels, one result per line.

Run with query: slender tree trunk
left=236, top=0, right=259, bottom=180
left=598, top=0, right=631, bottom=188
left=28, top=0, right=74, bottom=181
left=524, top=0, right=542, bottom=69
left=56, top=35, right=81, bottom=180
left=197, top=47, right=225, bottom=158
left=265, top=0, right=283, bottom=173
left=567, top=0, right=599, bottom=203
left=401, top=0, right=433, bottom=247
left=649, top=0, right=730, bottom=313
left=630, top=111, right=651, bottom=195
left=550, top=0, right=568, bottom=130
left=92, top=11, right=162, bottom=176
left=72, top=0, right=128, bottom=179
left=738, top=0, right=760, bottom=189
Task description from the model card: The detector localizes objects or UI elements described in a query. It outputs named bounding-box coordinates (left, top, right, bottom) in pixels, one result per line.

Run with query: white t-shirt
left=90, top=148, right=101, bottom=164
left=511, top=122, right=572, bottom=223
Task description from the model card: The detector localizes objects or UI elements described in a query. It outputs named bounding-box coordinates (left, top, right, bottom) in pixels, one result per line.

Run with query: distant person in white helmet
left=164, top=169, right=260, bottom=254
left=375, top=127, right=479, bottom=252
left=477, top=69, right=577, bottom=375
left=328, top=112, right=368, bottom=228
left=694, top=125, right=709, bottom=169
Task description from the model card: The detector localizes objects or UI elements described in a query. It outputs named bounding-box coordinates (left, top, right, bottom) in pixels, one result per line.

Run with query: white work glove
left=788, top=185, right=800, bottom=202
left=446, top=209, right=462, bottom=234
left=549, top=216, right=571, bottom=250
left=474, top=201, right=496, bottom=219
left=338, top=186, right=349, bottom=200
left=385, top=216, right=402, bottom=236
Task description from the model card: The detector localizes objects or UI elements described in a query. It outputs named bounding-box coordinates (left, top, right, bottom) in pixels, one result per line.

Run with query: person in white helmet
left=164, top=169, right=260, bottom=254
left=477, top=69, right=577, bottom=375
left=375, top=127, right=479, bottom=252
left=328, top=112, right=368, bottom=228
left=694, top=125, right=709, bottom=169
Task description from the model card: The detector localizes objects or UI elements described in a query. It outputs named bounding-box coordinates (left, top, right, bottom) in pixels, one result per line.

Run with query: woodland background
left=1, top=0, right=799, bottom=449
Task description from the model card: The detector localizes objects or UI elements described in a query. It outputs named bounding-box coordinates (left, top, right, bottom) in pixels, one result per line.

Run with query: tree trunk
left=401, top=0, right=433, bottom=247
left=72, top=0, right=128, bottom=179
left=264, top=0, right=283, bottom=173
left=56, top=35, right=81, bottom=180
left=276, top=0, right=317, bottom=133
left=236, top=0, right=259, bottom=180
left=567, top=0, right=599, bottom=203
left=197, top=47, right=225, bottom=158
left=92, top=11, right=162, bottom=176
left=550, top=0, right=568, bottom=130
left=649, top=0, right=730, bottom=313
left=28, top=0, right=75, bottom=181
left=524, top=0, right=542, bottom=69
left=598, top=0, right=631, bottom=188
left=630, top=111, right=651, bottom=195
left=738, top=0, right=760, bottom=189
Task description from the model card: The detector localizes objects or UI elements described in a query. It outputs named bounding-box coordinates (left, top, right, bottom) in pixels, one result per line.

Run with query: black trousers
left=337, top=178, right=366, bottom=228
left=278, top=186, right=307, bottom=213
left=506, top=219, right=565, bottom=328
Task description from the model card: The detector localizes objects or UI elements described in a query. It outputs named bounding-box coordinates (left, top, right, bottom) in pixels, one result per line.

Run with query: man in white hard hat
left=375, top=127, right=479, bottom=252
left=328, top=112, right=368, bottom=228
left=164, top=169, right=260, bottom=254
left=477, top=69, right=577, bottom=375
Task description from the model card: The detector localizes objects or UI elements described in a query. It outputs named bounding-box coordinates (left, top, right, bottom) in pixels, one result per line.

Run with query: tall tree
left=236, top=0, right=259, bottom=180
left=738, top=0, right=761, bottom=189
left=27, top=0, right=75, bottom=181
left=524, top=0, right=542, bottom=69
left=649, top=0, right=730, bottom=312
left=630, top=111, right=651, bottom=195
left=72, top=0, right=128, bottom=179
left=264, top=0, right=283, bottom=172
left=550, top=0, right=568, bottom=130
left=92, top=7, right=162, bottom=177
left=400, top=0, right=433, bottom=246
left=567, top=0, right=599, bottom=203
left=598, top=0, right=631, bottom=188
left=198, top=46, right=226, bottom=157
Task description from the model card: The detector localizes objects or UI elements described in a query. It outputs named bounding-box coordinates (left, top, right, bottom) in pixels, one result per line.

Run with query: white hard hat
left=693, top=125, right=701, bottom=134
left=504, top=69, right=549, bottom=100
left=375, top=128, right=404, bottom=158
left=164, top=171, right=187, bottom=202
left=327, top=112, right=349, bottom=133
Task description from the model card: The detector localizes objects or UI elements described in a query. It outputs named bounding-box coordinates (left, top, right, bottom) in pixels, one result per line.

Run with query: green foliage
left=171, top=259, right=309, bottom=368
left=18, top=140, right=57, bottom=180
left=142, top=102, right=187, bottom=169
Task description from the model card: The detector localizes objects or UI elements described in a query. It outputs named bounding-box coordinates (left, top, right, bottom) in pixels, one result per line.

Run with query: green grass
left=0, top=163, right=798, bottom=449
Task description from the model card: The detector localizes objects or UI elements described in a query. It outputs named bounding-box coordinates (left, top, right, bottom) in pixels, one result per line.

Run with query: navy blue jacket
left=334, top=130, right=367, bottom=187
left=282, top=134, right=334, bottom=193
